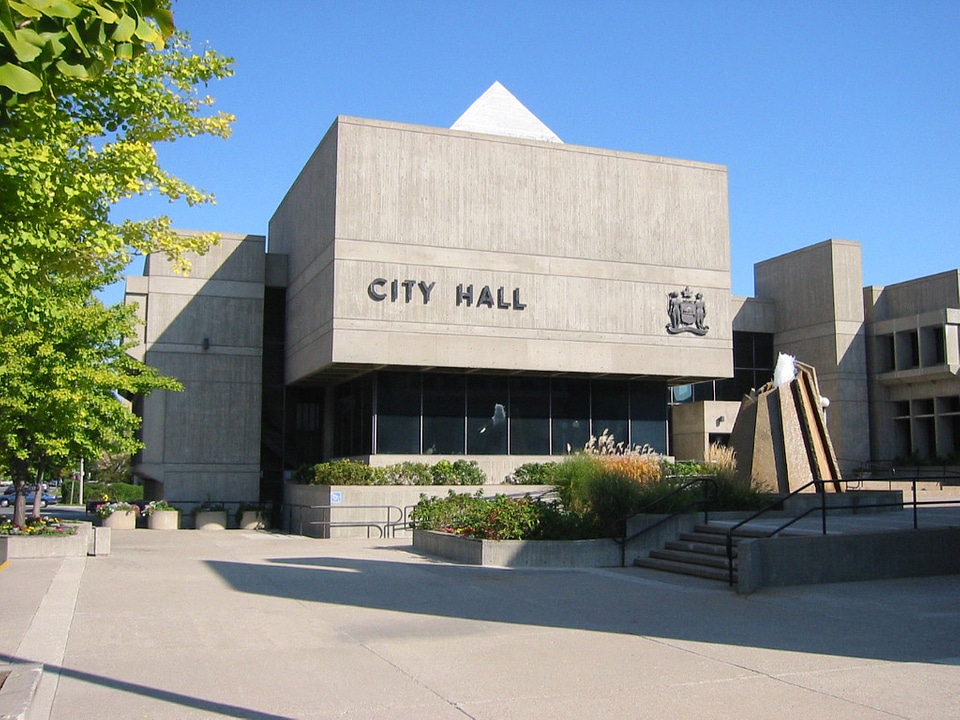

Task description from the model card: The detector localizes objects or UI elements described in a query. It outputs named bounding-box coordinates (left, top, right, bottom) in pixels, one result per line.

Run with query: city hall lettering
left=367, top=278, right=526, bottom=310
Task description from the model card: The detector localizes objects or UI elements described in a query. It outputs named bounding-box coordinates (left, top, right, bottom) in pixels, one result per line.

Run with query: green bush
left=443, top=460, right=486, bottom=485
left=378, top=462, right=433, bottom=485
left=62, top=480, right=143, bottom=504
left=296, top=459, right=487, bottom=486
left=509, top=462, right=561, bottom=484
left=301, top=459, right=382, bottom=485
left=410, top=491, right=593, bottom=540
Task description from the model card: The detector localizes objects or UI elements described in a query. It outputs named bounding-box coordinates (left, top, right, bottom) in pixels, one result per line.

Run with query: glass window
left=333, top=376, right=373, bottom=457
left=753, top=332, right=775, bottom=371
left=592, top=379, right=629, bottom=446
left=630, top=381, right=667, bottom=453
left=510, top=376, right=550, bottom=455
left=422, top=374, right=465, bottom=454
left=376, top=372, right=421, bottom=454
left=552, top=378, right=590, bottom=454
left=467, top=375, right=508, bottom=455
left=733, top=332, right=754, bottom=369
left=671, top=384, right=693, bottom=404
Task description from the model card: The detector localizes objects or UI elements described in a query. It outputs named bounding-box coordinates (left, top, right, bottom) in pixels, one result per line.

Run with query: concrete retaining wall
left=737, top=527, right=960, bottom=594
left=284, top=483, right=555, bottom=538
left=413, top=530, right=623, bottom=567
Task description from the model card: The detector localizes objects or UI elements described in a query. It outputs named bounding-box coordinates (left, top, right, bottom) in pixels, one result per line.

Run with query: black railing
left=284, top=502, right=405, bottom=538
left=724, top=477, right=960, bottom=586
left=615, top=475, right=719, bottom=567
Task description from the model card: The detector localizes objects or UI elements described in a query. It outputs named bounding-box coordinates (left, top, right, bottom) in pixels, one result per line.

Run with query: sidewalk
left=1, top=528, right=958, bottom=719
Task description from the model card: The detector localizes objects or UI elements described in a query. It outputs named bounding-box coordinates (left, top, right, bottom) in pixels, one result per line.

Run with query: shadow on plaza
left=205, top=549, right=958, bottom=666
left=0, top=652, right=296, bottom=720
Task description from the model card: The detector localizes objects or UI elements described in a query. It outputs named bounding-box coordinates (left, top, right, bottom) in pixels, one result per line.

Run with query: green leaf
left=88, top=2, right=118, bottom=23
left=7, top=1, right=43, bottom=19
left=24, top=0, right=82, bottom=18
left=133, top=16, right=161, bottom=46
left=149, top=7, right=174, bottom=38
left=109, top=12, right=135, bottom=42
left=64, top=21, right=89, bottom=57
left=0, top=63, right=42, bottom=94
left=6, top=29, right=44, bottom=62
left=54, top=58, right=92, bottom=78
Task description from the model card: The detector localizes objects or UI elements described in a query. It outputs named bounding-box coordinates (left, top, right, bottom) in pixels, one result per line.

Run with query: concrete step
left=649, top=548, right=735, bottom=570
left=664, top=539, right=736, bottom=558
left=634, top=556, right=735, bottom=583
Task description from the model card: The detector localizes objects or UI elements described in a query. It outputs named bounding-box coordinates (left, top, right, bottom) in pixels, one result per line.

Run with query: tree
left=0, top=273, right=182, bottom=526
left=0, top=0, right=174, bottom=114
left=0, top=3, right=232, bottom=525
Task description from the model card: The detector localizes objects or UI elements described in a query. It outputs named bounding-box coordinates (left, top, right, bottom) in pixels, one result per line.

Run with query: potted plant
left=235, top=503, right=270, bottom=530
left=192, top=501, right=227, bottom=530
left=96, top=501, right=139, bottom=530
left=143, top=500, right=179, bottom=530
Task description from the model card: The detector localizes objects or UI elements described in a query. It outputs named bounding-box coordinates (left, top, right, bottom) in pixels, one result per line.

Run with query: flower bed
left=0, top=519, right=89, bottom=560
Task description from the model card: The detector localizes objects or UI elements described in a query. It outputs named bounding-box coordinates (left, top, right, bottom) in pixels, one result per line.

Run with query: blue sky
left=107, top=0, right=960, bottom=303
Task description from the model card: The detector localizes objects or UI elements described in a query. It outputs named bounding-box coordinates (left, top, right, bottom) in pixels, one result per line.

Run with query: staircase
left=633, top=523, right=770, bottom=583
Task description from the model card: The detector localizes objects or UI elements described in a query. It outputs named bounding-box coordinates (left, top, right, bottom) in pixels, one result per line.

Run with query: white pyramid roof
left=451, top=81, right=562, bottom=143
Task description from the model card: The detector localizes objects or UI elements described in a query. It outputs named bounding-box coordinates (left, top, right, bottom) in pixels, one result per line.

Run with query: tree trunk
left=31, top=468, right=44, bottom=519
left=11, top=458, right=31, bottom=527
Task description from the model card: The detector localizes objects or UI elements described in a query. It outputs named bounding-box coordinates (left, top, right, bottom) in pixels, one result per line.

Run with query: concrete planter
left=146, top=510, right=180, bottom=530
left=194, top=510, right=227, bottom=530
left=102, top=510, right=137, bottom=530
left=0, top=529, right=87, bottom=559
left=285, top=483, right=555, bottom=538
left=413, top=529, right=623, bottom=567
left=238, top=510, right=268, bottom=530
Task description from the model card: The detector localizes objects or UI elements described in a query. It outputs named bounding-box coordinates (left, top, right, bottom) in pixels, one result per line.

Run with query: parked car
left=0, top=486, right=58, bottom=508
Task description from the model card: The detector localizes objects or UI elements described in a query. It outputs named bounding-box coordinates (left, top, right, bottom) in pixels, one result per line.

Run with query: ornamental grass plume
left=703, top=442, right=737, bottom=484
left=598, top=454, right=663, bottom=484
left=583, top=429, right=664, bottom=484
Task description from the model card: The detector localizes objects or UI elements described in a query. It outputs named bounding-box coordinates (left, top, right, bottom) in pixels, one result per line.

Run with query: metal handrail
left=723, top=476, right=960, bottom=586
left=615, top=475, right=719, bottom=567
left=284, top=503, right=404, bottom=538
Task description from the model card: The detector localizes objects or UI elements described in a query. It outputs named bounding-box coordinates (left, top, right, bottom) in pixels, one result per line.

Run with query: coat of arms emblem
left=666, top=286, right=708, bottom=336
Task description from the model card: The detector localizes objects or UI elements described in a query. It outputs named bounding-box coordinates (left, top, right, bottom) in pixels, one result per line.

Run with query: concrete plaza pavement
left=1, top=527, right=959, bottom=720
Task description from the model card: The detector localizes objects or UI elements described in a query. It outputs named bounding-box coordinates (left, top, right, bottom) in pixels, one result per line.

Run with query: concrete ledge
left=413, top=529, right=622, bottom=567
left=0, top=664, right=42, bottom=720
left=737, top=527, right=960, bottom=594
left=783, top=490, right=903, bottom=516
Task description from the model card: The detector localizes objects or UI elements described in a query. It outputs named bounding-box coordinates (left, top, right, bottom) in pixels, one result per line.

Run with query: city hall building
left=125, top=83, right=960, bottom=505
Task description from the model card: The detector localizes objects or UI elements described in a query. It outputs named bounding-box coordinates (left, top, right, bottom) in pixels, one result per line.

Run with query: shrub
left=409, top=491, right=593, bottom=540
left=508, top=462, right=561, bottom=484
left=63, top=481, right=143, bottom=504
left=297, top=459, right=486, bottom=486
left=302, top=459, right=382, bottom=485
left=378, top=462, right=433, bottom=485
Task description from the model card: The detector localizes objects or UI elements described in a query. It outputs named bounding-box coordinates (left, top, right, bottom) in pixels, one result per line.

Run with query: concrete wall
left=270, top=116, right=733, bottom=386
left=126, top=233, right=266, bottom=504
left=413, top=530, right=623, bottom=567
left=737, top=527, right=960, bottom=594
left=754, top=240, right=870, bottom=476
left=863, top=272, right=960, bottom=462
left=671, top=400, right=741, bottom=461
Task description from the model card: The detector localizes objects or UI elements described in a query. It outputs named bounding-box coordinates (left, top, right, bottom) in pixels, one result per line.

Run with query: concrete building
left=125, top=83, right=959, bottom=504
